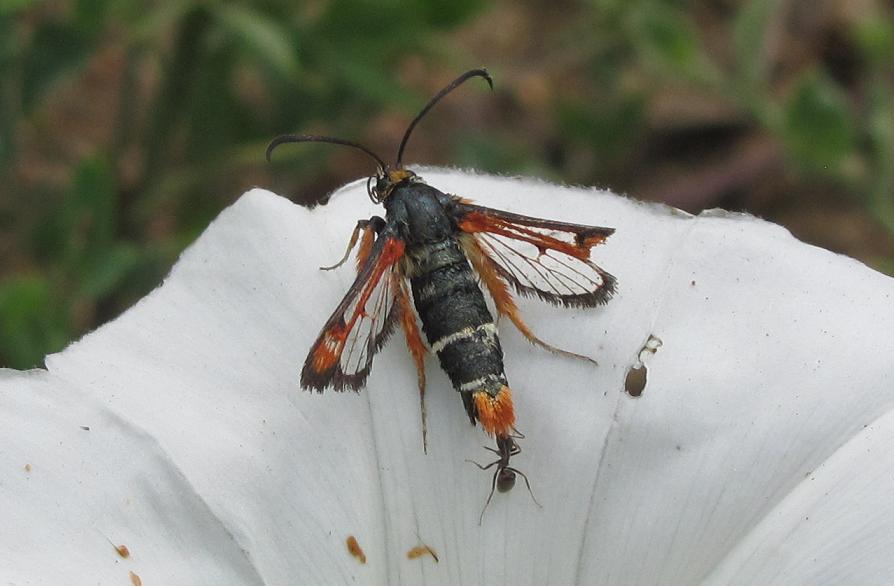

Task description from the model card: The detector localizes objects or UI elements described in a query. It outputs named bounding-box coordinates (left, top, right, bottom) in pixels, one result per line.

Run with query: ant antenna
left=265, top=134, right=387, bottom=174
left=395, top=68, right=493, bottom=169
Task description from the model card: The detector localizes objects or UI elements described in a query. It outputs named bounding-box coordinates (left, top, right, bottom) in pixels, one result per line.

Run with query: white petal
left=1, top=169, right=892, bottom=586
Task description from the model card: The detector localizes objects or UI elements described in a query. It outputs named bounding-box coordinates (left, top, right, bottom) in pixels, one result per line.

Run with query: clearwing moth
left=268, top=69, right=615, bottom=518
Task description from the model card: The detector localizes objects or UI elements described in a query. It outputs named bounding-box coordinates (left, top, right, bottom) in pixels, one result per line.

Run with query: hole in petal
left=625, top=335, right=663, bottom=397
left=625, top=365, right=647, bottom=397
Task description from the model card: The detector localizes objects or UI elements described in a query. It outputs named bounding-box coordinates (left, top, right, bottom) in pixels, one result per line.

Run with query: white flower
left=2, top=169, right=893, bottom=586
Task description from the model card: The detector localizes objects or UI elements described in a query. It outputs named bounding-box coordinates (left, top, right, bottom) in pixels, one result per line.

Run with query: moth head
left=367, top=168, right=419, bottom=202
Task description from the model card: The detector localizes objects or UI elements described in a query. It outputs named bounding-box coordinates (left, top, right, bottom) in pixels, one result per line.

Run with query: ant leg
left=478, top=468, right=501, bottom=525
left=507, top=467, right=542, bottom=508
left=496, top=436, right=521, bottom=457
left=465, top=458, right=499, bottom=471
left=506, top=443, right=521, bottom=457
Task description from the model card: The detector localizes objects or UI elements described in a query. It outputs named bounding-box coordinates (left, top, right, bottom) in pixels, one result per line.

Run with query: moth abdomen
left=408, top=237, right=515, bottom=436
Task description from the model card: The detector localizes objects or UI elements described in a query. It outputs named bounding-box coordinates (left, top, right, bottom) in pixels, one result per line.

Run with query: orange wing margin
left=301, top=233, right=405, bottom=391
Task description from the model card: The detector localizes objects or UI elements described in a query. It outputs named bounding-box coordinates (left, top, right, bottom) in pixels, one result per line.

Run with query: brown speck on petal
left=406, top=544, right=439, bottom=562
left=346, top=535, right=366, bottom=564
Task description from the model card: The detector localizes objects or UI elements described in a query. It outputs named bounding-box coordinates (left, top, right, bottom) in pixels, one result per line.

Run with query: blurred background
left=1, top=0, right=893, bottom=369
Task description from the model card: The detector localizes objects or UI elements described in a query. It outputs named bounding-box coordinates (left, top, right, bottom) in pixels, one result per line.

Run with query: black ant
left=467, top=431, right=542, bottom=524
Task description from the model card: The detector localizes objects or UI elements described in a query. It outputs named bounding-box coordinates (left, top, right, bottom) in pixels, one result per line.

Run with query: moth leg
left=395, top=275, right=429, bottom=452
left=463, top=235, right=597, bottom=365
left=321, top=216, right=385, bottom=272
left=502, top=288, right=597, bottom=365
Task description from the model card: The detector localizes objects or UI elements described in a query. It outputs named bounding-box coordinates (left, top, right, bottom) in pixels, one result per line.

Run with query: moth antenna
left=266, top=134, right=387, bottom=173
left=395, top=68, right=493, bottom=168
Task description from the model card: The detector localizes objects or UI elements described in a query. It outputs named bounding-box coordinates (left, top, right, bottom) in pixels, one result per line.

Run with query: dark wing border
left=452, top=199, right=616, bottom=308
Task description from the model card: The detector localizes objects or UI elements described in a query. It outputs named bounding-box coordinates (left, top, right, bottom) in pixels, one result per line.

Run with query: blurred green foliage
left=0, top=0, right=488, bottom=368
left=1, top=0, right=893, bottom=368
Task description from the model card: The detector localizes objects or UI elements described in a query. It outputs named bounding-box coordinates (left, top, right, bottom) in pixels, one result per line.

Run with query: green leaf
left=128, top=2, right=194, bottom=44
left=866, top=79, right=894, bottom=234
left=732, top=0, right=779, bottom=90
left=78, top=244, right=141, bottom=299
left=0, top=276, right=69, bottom=369
left=69, top=155, right=117, bottom=263
left=0, top=14, right=22, bottom=167
left=782, top=71, right=855, bottom=171
left=213, top=4, right=300, bottom=81
left=854, top=15, right=894, bottom=69
left=0, top=0, right=34, bottom=16
left=416, top=0, right=486, bottom=29
left=454, top=136, right=549, bottom=178
left=21, top=22, right=92, bottom=111
left=19, top=3, right=108, bottom=113
left=183, top=42, right=242, bottom=159
left=556, top=96, right=646, bottom=159
left=329, top=56, right=418, bottom=110
left=73, top=0, right=111, bottom=38
left=869, top=255, right=894, bottom=277
left=36, top=155, right=118, bottom=268
left=632, top=3, right=716, bottom=83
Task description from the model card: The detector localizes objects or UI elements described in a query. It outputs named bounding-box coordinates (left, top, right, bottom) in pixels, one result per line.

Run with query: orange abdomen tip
left=474, top=386, right=516, bottom=437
